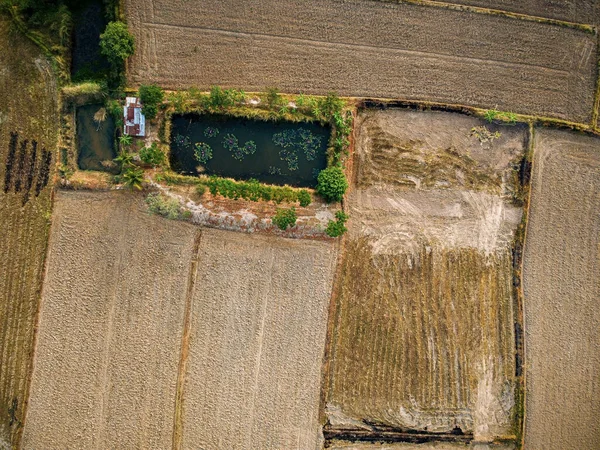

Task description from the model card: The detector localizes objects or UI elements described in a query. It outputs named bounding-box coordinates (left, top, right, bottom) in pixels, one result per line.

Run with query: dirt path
left=522, top=128, right=600, bottom=449
left=125, top=0, right=597, bottom=123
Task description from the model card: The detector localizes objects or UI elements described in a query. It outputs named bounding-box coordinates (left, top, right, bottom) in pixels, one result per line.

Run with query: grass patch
left=145, top=192, right=191, bottom=220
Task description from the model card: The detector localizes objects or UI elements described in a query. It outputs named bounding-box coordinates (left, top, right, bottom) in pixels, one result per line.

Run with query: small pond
left=170, top=114, right=330, bottom=187
left=77, top=104, right=116, bottom=171
left=71, top=0, right=110, bottom=80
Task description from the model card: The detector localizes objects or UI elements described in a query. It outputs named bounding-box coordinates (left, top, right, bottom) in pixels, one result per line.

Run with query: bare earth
left=329, top=442, right=514, bottom=450
left=181, top=229, right=337, bottom=449
left=522, top=128, right=600, bottom=449
left=0, top=15, right=58, bottom=448
left=326, top=110, right=525, bottom=442
left=124, top=0, right=597, bottom=123
left=22, top=191, right=198, bottom=449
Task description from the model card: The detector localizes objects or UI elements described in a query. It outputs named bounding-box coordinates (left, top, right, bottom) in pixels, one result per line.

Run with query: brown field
left=325, top=110, right=526, bottom=442
left=329, top=443, right=514, bottom=450
left=0, top=15, right=58, bottom=448
left=447, top=0, right=600, bottom=25
left=125, top=0, right=598, bottom=123
left=181, top=229, right=337, bottom=449
left=522, top=129, right=600, bottom=449
left=22, top=191, right=198, bottom=448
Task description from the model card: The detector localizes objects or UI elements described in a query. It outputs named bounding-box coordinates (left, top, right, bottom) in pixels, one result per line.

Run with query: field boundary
left=172, top=230, right=203, bottom=450
left=375, top=0, right=597, bottom=34
left=592, top=33, right=600, bottom=130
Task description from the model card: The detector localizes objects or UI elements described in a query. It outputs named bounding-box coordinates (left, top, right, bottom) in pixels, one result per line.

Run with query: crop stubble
left=0, top=15, right=58, bottom=448
left=22, top=191, right=198, bottom=449
left=181, top=229, right=337, bottom=449
left=522, top=129, right=600, bottom=450
left=125, top=0, right=597, bottom=123
left=325, top=110, right=525, bottom=441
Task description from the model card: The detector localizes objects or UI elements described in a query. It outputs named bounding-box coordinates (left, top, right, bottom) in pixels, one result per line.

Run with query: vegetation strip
left=377, top=0, right=596, bottom=33
left=592, top=34, right=600, bottom=130
left=323, top=426, right=473, bottom=444
left=172, top=231, right=203, bottom=450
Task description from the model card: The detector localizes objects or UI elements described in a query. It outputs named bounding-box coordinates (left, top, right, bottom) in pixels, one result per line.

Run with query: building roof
left=123, top=97, right=145, bottom=137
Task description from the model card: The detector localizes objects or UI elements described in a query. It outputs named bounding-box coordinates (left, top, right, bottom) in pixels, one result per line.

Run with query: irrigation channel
left=169, top=114, right=330, bottom=187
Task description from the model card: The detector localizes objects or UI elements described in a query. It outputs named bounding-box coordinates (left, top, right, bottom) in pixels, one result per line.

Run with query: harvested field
left=180, top=229, right=337, bottom=449
left=446, top=0, right=600, bottom=25
left=22, top=191, right=199, bottom=449
left=125, top=0, right=598, bottom=123
left=325, top=110, right=526, bottom=442
left=0, top=15, right=58, bottom=448
left=329, top=443, right=514, bottom=450
left=522, top=129, right=600, bottom=449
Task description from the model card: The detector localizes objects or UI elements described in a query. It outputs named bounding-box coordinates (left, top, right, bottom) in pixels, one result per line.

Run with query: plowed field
left=0, top=15, right=58, bottom=448
left=325, top=110, right=526, bottom=442
left=22, top=191, right=198, bottom=449
left=181, top=229, right=337, bottom=449
left=125, top=0, right=598, bottom=123
left=522, top=128, right=600, bottom=449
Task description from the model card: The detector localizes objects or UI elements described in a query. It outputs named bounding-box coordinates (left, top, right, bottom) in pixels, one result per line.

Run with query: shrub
left=265, top=87, right=282, bottom=109
left=140, top=142, right=165, bottom=166
left=139, top=84, right=164, bottom=120
left=272, top=207, right=297, bottom=230
left=297, top=189, right=311, bottom=207
left=99, top=21, right=135, bottom=67
left=122, top=167, right=144, bottom=190
left=318, top=92, right=344, bottom=120
left=326, top=210, right=349, bottom=237
left=316, top=166, right=348, bottom=203
left=484, top=108, right=499, bottom=123
left=145, top=192, right=190, bottom=220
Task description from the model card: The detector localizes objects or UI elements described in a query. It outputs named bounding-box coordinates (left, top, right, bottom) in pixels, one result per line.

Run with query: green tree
left=139, top=84, right=164, bottom=119
left=140, top=142, right=165, bottom=166
left=272, top=207, right=297, bottom=230
left=99, top=21, right=135, bottom=67
left=114, top=150, right=133, bottom=171
left=297, top=189, right=311, bottom=207
left=122, top=167, right=144, bottom=190
left=119, top=134, right=132, bottom=148
left=325, top=210, right=349, bottom=237
left=316, top=166, right=348, bottom=203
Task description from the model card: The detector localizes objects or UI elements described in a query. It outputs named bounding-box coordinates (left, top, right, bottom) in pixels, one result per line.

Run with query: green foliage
left=145, top=192, right=191, bottom=220
left=272, top=207, right=297, bottom=230
left=325, top=210, right=349, bottom=237
left=99, top=21, right=135, bottom=67
left=122, top=166, right=144, bottom=190
left=484, top=108, right=499, bottom=123
left=504, top=111, right=518, bottom=124
left=119, top=134, right=132, bottom=148
left=157, top=173, right=200, bottom=186
left=139, top=84, right=164, bottom=120
left=318, top=92, right=344, bottom=120
left=205, top=176, right=307, bottom=205
left=265, top=87, right=283, bottom=109
left=193, top=142, right=213, bottom=164
left=62, top=82, right=105, bottom=99
left=316, top=166, right=348, bottom=203
left=297, top=189, right=311, bottom=207
left=114, top=150, right=133, bottom=171
left=205, top=85, right=243, bottom=111
left=140, top=142, right=165, bottom=166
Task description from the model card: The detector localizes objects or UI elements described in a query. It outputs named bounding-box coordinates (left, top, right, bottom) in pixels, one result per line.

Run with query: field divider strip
left=591, top=34, right=600, bottom=130
left=374, top=0, right=596, bottom=34
left=143, top=21, right=572, bottom=75
left=172, top=230, right=203, bottom=450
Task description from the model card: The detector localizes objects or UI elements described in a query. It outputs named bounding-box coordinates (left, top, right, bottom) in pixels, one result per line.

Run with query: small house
left=123, top=97, right=146, bottom=137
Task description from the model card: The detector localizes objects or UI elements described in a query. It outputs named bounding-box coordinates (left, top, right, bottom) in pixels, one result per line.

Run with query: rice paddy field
left=324, top=109, right=527, bottom=443
left=125, top=0, right=598, bottom=123
left=0, top=15, right=58, bottom=449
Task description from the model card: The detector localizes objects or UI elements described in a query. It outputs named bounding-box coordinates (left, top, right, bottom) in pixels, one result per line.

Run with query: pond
left=169, top=114, right=330, bottom=187
left=71, top=0, right=110, bottom=80
left=77, top=104, right=116, bottom=171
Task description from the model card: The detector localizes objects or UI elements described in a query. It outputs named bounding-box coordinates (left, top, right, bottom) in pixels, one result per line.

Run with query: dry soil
left=522, top=128, right=600, bottom=450
left=124, top=0, right=598, bottom=123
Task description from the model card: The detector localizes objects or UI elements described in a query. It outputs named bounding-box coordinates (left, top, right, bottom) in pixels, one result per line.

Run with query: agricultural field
left=22, top=191, right=198, bottom=449
left=522, top=129, right=600, bottom=450
left=0, top=14, right=58, bottom=448
left=125, top=0, right=598, bottom=123
left=180, top=229, right=337, bottom=449
left=324, top=110, right=526, bottom=443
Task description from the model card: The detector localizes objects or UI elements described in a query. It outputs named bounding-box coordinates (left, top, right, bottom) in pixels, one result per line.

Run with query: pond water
left=77, top=104, right=116, bottom=171
left=170, top=114, right=330, bottom=187
left=71, top=0, right=109, bottom=80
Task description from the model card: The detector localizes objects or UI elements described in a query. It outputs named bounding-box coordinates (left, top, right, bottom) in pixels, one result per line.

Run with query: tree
left=114, top=150, right=133, bottom=171
left=99, top=21, right=135, bottom=67
left=272, top=207, right=297, bottom=230
left=325, top=210, right=349, bottom=237
left=140, top=142, right=165, bottom=167
left=297, top=189, right=311, bottom=207
left=122, top=167, right=144, bottom=190
left=316, top=166, right=348, bottom=203
left=139, top=84, right=164, bottom=119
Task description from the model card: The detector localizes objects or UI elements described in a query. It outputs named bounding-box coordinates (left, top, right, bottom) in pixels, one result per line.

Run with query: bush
left=122, top=166, right=144, bottom=190
left=297, top=189, right=311, bottom=207
left=99, top=21, right=135, bottom=67
left=265, top=87, right=282, bottom=109
left=139, top=142, right=165, bottom=166
left=325, top=210, right=349, bottom=237
left=145, top=192, right=191, bottom=220
left=204, top=176, right=307, bottom=205
left=272, top=207, right=297, bottom=230
left=139, top=84, right=164, bottom=120
left=316, top=166, right=348, bottom=203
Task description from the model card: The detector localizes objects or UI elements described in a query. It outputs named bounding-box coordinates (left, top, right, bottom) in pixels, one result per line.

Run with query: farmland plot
left=522, top=129, right=600, bottom=450
left=0, top=15, right=58, bottom=448
left=22, top=191, right=199, bottom=449
left=180, top=229, right=337, bottom=450
left=325, top=110, right=526, bottom=442
left=125, top=0, right=598, bottom=123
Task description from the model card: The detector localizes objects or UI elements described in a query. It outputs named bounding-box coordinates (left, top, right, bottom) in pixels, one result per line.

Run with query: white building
left=123, top=97, right=146, bottom=137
